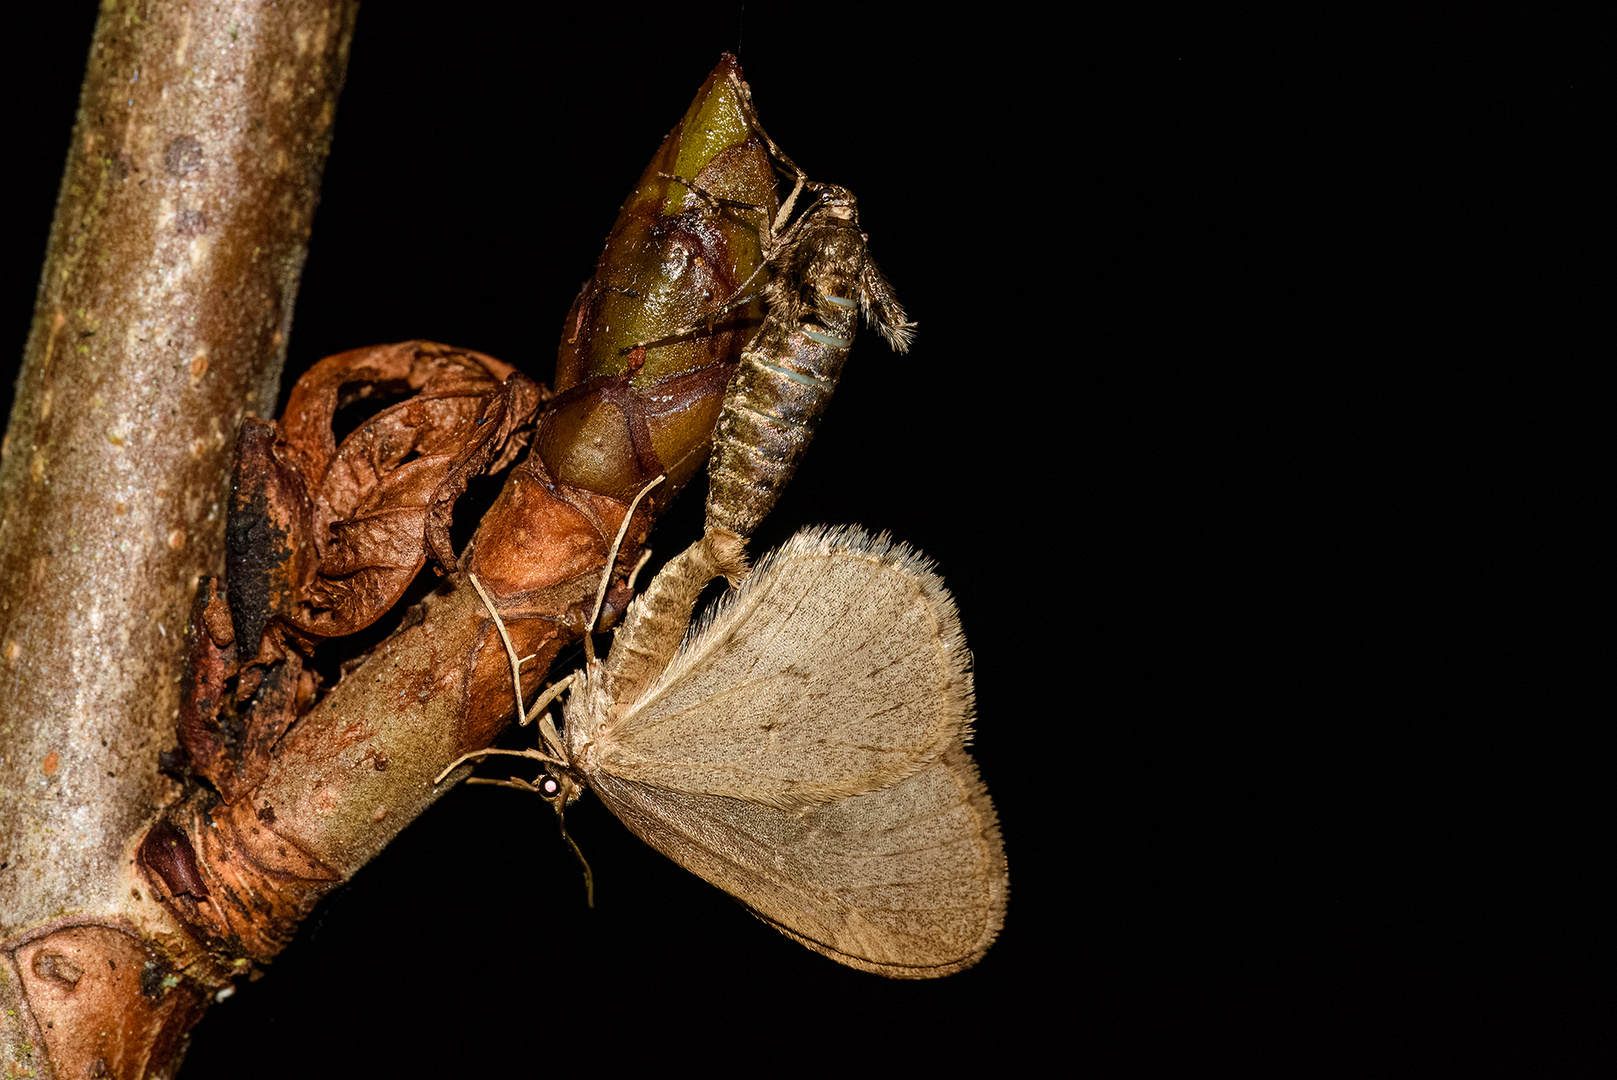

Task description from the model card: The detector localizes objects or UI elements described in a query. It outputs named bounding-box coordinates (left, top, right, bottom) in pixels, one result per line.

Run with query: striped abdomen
left=706, top=195, right=912, bottom=539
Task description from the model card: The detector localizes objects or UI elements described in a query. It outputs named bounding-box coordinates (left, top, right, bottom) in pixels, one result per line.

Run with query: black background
left=6, top=6, right=1606, bottom=1075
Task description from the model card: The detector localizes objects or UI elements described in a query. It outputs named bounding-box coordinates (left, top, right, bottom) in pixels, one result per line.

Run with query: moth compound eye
left=540, top=775, right=562, bottom=798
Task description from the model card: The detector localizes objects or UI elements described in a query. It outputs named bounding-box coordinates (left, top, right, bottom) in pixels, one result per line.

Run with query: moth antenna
left=618, top=195, right=779, bottom=358
left=584, top=474, right=665, bottom=664
left=556, top=810, right=596, bottom=908
left=609, top=173, right=776, bottom=357
left=656, top=171, right=760, bottom=216
left=726, top=68, right=809, bottom=234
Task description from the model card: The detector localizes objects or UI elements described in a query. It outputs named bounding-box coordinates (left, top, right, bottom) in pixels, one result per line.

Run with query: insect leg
left=434, top=746, right=563, bottom=786
left=464, top=775, right=544, bottom=792
left=594, top=528, right=749, bottom=708
left=583, top=474, right=665, bottom=662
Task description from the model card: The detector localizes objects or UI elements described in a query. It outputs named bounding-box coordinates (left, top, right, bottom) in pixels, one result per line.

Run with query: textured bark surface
left=0, top=4, right=357, bottom=1075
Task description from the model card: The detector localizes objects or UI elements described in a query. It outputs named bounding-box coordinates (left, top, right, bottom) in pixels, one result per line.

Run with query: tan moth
left=442, top=523, right=1007, bottom=978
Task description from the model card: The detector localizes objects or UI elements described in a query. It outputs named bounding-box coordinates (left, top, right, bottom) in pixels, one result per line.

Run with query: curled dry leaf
left=180, top=341, right=540, bottom=803
left=243, top=339, right=543, bottom=642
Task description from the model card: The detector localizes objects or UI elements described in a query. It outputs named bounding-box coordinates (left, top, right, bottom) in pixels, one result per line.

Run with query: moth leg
left=583, top=474, right=666, bottom=662
left=464, top=775, right=544, bottom=792
left=445, top=572, right=581, bottom=785
left=467, top=572, right=531, bottom=725
left=620, top=168, right=858, bottom=360
left=614, top=180, right=840, bottom=360
left=434, top=746, right=562, bottom=786
left=619, top=175, right=777, bottom=356
left=657, top=171, right=762, bottom=217
left=712, top=79, right=916, bottom=349
left=520, top=672, right=575, bottom=728
left=723, top=67, right=809, bottom=233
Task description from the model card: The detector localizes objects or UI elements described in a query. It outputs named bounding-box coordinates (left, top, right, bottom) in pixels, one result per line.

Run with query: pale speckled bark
left=0, top=4, right=356, bottom=1076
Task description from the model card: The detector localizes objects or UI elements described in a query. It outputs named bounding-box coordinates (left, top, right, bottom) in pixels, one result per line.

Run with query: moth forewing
left=589, top=526, right=973, bottom=807
left=586, top=742, right=1005, bottom=978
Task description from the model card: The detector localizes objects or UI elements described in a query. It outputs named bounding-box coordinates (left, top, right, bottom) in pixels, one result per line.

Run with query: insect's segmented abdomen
left=705, top=223, right=863, bottom=538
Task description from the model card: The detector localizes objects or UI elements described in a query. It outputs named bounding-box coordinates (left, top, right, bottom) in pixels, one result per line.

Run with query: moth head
left=536, top=765, right=585, bottom=810
left=535, top=711, right=586, bottom=808
left=804, top=180, right=858, bottom=223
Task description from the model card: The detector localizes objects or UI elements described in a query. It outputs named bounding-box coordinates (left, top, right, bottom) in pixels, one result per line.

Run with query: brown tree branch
left=0, top=4, right=357, bottom=1076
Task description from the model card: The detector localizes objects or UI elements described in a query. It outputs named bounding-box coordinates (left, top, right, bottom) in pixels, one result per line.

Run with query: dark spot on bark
left=111, top=154, right=131, bottom=182
left=164, top=135, right=204, bottom=175
left=139, top=817, right=210, bottom=899
left=373, top=751, right=389, bottom=771
left=90, top=1057, right=111, bottom=1077
left=31, top=952, right=84, bottom=989
left=226, top=420, right=296, bottom=659
left=176, top=206, right=207, bottom=235
left=158, top=747, right=191, bottom=780
left=140, top=960, right=168, bottom=1001
left=257, top=803, right=277, bottom=824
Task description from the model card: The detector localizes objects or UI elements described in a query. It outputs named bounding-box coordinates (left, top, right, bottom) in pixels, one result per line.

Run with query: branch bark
left=0, top=4, right=357, bottom=1076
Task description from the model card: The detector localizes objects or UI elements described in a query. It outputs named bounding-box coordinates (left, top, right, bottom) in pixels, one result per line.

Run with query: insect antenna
left=554, top=808, right=595, bottom=909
